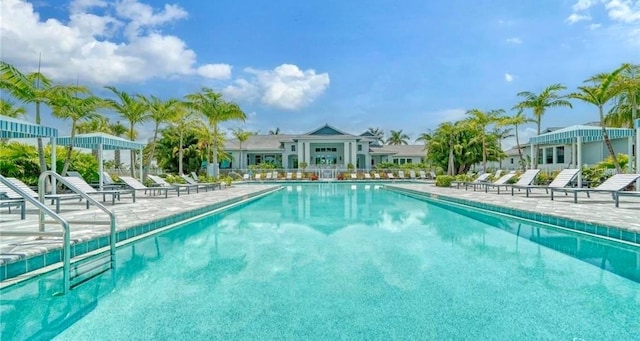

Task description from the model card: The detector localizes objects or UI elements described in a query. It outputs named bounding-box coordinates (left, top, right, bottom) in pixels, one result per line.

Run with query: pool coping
left=384, top=185, right=640, bottom=246
left=0, top=186, right=281, bottom=284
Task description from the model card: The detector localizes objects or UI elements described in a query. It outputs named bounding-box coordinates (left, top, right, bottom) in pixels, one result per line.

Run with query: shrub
left=435, top=175, right=455, bottom=187
left=455, top=174, right=473, bottom=182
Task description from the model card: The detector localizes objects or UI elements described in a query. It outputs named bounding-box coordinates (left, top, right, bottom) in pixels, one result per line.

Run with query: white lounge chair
left=148, top=174, right=199, bottom=194
left=119, top=176, right=178, bottom=198
left=265, top=172, right=273, bottom=180
left=272, top=171, right=279, bottom=180
left=0, top=182, right=26, bottom=219
left=500, top=169, right=541, bottom=194
left=364, top=173, right=372, bottom=180
left=351, top=173, right=358, bottom=180
left=286, top=172, right=293, bottom=180
left=5, top=177, right=85, bottom=213
left=481, top=171, right=517, bottom=193
left=509, top=169, right=580, bottom=197
left=550, top=173, right=640, bottom=206
left=386, top=173, right=395, bottom=179
left=409, top=170, right=416, bottom=179
left=62, top=176, right=136, bottom=205
left=180, top=174, right=220, bottom=191
left=459, top=173, right=489, bottom=190
left=397, top=171, right=405, bottom=179
left=255, top=173, right=262, bottom=180
left=242, top=174, right=250, bottom=181
left=295, top=172, right=303, bottom=180
left=373, top=173, right=381, bottom=179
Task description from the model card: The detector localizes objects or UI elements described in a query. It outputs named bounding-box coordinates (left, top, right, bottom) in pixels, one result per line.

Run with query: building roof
left=0, top=115, right=58, bottom=139
left=225, top=134, right=295, bottom=151
left=529, top=124, right=635, bottom=145
left=370, top=144, right=426, bottom=157
left=57, top=133, right=145, bottom=150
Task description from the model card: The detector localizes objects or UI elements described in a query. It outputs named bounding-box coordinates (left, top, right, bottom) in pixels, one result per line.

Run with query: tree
left=140, top=95, right=177, bottom=178
left=76, top=115, right=111, bottom=161
left=169, top=103, right=195, bottom=175
left=232, top=128, right=253, bottom=170
left=605, top=63, right=640, bottom=128
left=367, top=127, right=385, bottom=145
left=104, top=86, right=149, bottom=177
left=500, top=110, right=535, bottom=170
left=386, top=129, right=409, bottom=145
left=49, top=86, right=103, bottom=176
left=109, top=121, right=128, bottom=169
left=268, top=127, right=280, bottom=135
left=466, top=108, right=504, bottom=171
left=184, top=87, right=246, bottom=177
left=0, top=61, right=55, bottom=175
left=569, top=64, right=629, bottom=173
left=0, top=99, right=26, bottom=118
left=515, top=83, right=572, bottom=166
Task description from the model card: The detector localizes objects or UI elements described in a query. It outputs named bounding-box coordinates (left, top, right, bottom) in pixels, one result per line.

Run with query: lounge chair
left=272, top=171, right=279, bottom=180
left=286, top=172, right=293, bottom=180
left=458, top=173, right=489, bottom=190
left=351, top=173, right=358, bottom=180
left=429, top=171, right=437, bottom=179
left=481, top=171, right=517, bottom=193
left=373, top=173, right=381, bottom=179
left=499, top=169, right=541, bottom=195
left=148, top=174, right=198, bottom=194
left=5, top=177, right=85, bottom=213
left=0, top=183, right=26, bottom=219
left=409, top=170, right=416, bottom=179
left=509, top=169, right=580, bottom=197
left=265, top=172, right=273, bottom=180
left=550, top=173, right=640, bottom=206
left=119, top=176, right=178, bottom=198
left=296, top=172, right=303, bottom=180
left=242, top=174, right=250, bottom=181
left=397, top=171, right=405, bottom=179
left=386, top=173, right=395, bottom=179
left=419, top=170, right=427, bottom=179
left=364, top=173, right=372, bottom=180
left=180, top=174, right=220, bottom=191
left=255, top=173, right=262, bottom=181
left=62, top=176, right=136, bottom=205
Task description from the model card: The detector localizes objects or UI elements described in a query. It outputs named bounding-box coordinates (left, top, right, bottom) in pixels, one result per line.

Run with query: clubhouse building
left=222, top=124, right=426, bottom=171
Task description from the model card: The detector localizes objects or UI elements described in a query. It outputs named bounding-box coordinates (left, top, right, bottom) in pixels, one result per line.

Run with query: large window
left=556, top=146, right=565, bottom=164
left=291, top=145, right=296, bottom=152
left=545, top=147, right=553, bottom=164
left=357, top=144, right=362, bottom=152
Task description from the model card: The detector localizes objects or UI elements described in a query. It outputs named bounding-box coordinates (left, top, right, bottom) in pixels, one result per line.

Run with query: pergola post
left=98, top=143, right=104, bottom=191
left=51, top=136, right=57, bottom=194
left=635, top=119, right=639, bottom=188
left=529, top=144, right=534, bottom=170
left=577, top=136, right=583, bottom=188
left=139, top=147, right=144, bottom=182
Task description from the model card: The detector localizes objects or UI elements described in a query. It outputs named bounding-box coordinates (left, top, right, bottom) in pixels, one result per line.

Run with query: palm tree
left=268, top=127, right=280, bottom=135
left=367, top=127, right=385, bottom=145
left=386, top=129, right=409, bottom=145
left=0, top=98, right=26, bottom=118
left=76, top=115, right=111, bottom=160
left=104, top=86, right=149, bottom=177
left=466, top=108, right=504, bottom=171
left=169, top=103, right=195, bottom=175
left=49, top=87, right=103, bottom=176
left=0, top=61, right=55, bottom=174
left=500, top=110, right=535, bottom=170
left=184, top=87, right=246, bottom=177
left=109, top=121, right=128, bottom=169
left=232, top=128, right=253, bottom=170
left=569, top=65, right=629, bottom=173
left=515, top=83, right=573, bottom=166
left=140, top=95, right=177, bottom=178
left=605, top=63, right=640, bottom=128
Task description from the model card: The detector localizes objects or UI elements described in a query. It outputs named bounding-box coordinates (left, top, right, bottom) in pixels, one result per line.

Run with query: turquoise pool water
left=1, top=183, right=639, bottom=340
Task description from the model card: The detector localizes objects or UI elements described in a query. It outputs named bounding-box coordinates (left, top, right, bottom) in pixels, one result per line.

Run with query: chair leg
left=20, top=202, right=25, bottom=220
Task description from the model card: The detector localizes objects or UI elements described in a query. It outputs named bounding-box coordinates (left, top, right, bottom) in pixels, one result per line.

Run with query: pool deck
left=1, top=181, right=639, bottom=283
left=386, top=182, right=640, bottom=238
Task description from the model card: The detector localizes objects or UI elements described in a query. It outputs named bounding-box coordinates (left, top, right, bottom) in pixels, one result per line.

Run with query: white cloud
left=566, top=13, right=592, bottom=23
left=0, top=0, right=228, bottom=85
left=504, top=73, right=514, bottom=82
left=505, top=37, right=522, bottom=44
left=223, top=64, right=330, bottom=110
left=604, top=0, right=640, bottom=22
left=572, top=0, right=596, bottom=12
left=427, top=108, right=467, bottom=124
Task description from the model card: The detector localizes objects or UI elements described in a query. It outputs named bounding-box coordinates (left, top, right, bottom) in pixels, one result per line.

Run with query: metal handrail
left=0, top=174, right=71, bottom=293
left=39, top=171, right=118, bottom=287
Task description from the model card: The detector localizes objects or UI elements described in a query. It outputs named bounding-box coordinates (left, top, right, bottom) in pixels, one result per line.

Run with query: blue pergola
left=0, top=115, right=59, bottom=178
left=57, top=133, right=146, bottom=190
left=529, top=124, right=637, bottom=186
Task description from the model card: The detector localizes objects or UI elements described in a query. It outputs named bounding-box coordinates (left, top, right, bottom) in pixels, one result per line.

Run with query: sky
left=1, top=0, right=639, bottom=149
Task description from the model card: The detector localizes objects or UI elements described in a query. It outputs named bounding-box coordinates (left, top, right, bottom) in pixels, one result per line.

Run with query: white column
left=343, top=142, right=349, bottom=166
left=51, top=136, right=57, bottom=194
left=364, top=152, right=371, bottom=171
left=628, top=136, right=634, bottom=173
left=297, top=141, right=303, bottom=168
left=635, top=119, right=640, bottom=188
left=552, top=146, right=557, bottom=166
left=577, top=137, right=583, bottom=187
left=530, top=144, right=534, bottom=170
left=350, top=141, right=357, bottom=168
left=139, top=147, right=143, bottom=182
left=304, top=142, right=311, bottom=165
left=98, top=143, right=104, bottom=191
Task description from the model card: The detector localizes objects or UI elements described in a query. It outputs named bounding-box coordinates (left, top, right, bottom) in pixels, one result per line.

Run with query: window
left=255, top=155, right=262, bottom=164
left=545, top=147, right=553, bottom=164
left=556, top=146, right=565, bottom=163
left=537, top=149, right=543, bottom=165
left=510, top=158, right=514, bottom=164
left=291, top=145, right=296, bottom=152
left=406, top=159, right=412, bottom=164
left=357, top=144, right=362, bottom=152
left=393, top=159, right=399, bottom=164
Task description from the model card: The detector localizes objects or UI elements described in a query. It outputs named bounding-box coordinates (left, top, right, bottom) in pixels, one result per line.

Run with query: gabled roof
left=530, top=125, right=635, bottom=145
left=225, top=134, right=296, bottom=151
left=305, top=124, right=351, bottom=136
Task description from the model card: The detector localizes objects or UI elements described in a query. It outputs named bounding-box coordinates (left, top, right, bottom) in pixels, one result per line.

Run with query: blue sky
left=1, top=0, right=639, bottom=147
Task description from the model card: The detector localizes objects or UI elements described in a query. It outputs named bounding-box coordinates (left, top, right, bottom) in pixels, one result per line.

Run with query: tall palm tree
left=232, top=128, right=253, bottom=170
left=386, top=129, right=410, bottom=145
left=109, top=121, right=128, bottom=169
left=466, top=108, right=504, bottom=171
left=515, top=83, right=572, bottom=166
left=569, top=64, right=629, bottom=173
left=500, top=110, right=535, bottom=170
left=184, top=87, right=246, bottom=177
left=0, top=98, right=26, bottom=118
left=0, top=61, right=55, bottom=174
left=367, top=127, right=385, bottom=145
left=76, top=115, right=111, bottom=161
left=104, top=86, right=149, bottom=177
left=140, top=95, right=177, bottom=178
left=169, top=103, right=195, bottom=175
left=49, top=87, right=103, bottom=176
left=605, top=63, right=640, bottom=128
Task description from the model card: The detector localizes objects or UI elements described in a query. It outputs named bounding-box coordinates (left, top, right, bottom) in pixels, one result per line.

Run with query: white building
left=223, top=124, right=426, bottom=171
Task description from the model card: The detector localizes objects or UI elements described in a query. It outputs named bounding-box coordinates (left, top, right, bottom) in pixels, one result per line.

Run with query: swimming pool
left=1, top=183, right=639, bottom=340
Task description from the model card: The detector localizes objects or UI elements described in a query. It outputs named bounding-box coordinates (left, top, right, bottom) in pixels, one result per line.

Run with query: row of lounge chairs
left=0, top=172, right=222, bottom=219
left=456, top=169, right=640, bottom=207
left=243, top=170, right=437, bottom=180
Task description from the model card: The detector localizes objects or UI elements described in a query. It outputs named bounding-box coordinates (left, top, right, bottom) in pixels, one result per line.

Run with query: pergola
left=528, top=124, right=637, bottom=187
left=0, top=115, right=59, bottom=181
left=57, top=133, right=145, bottom=190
